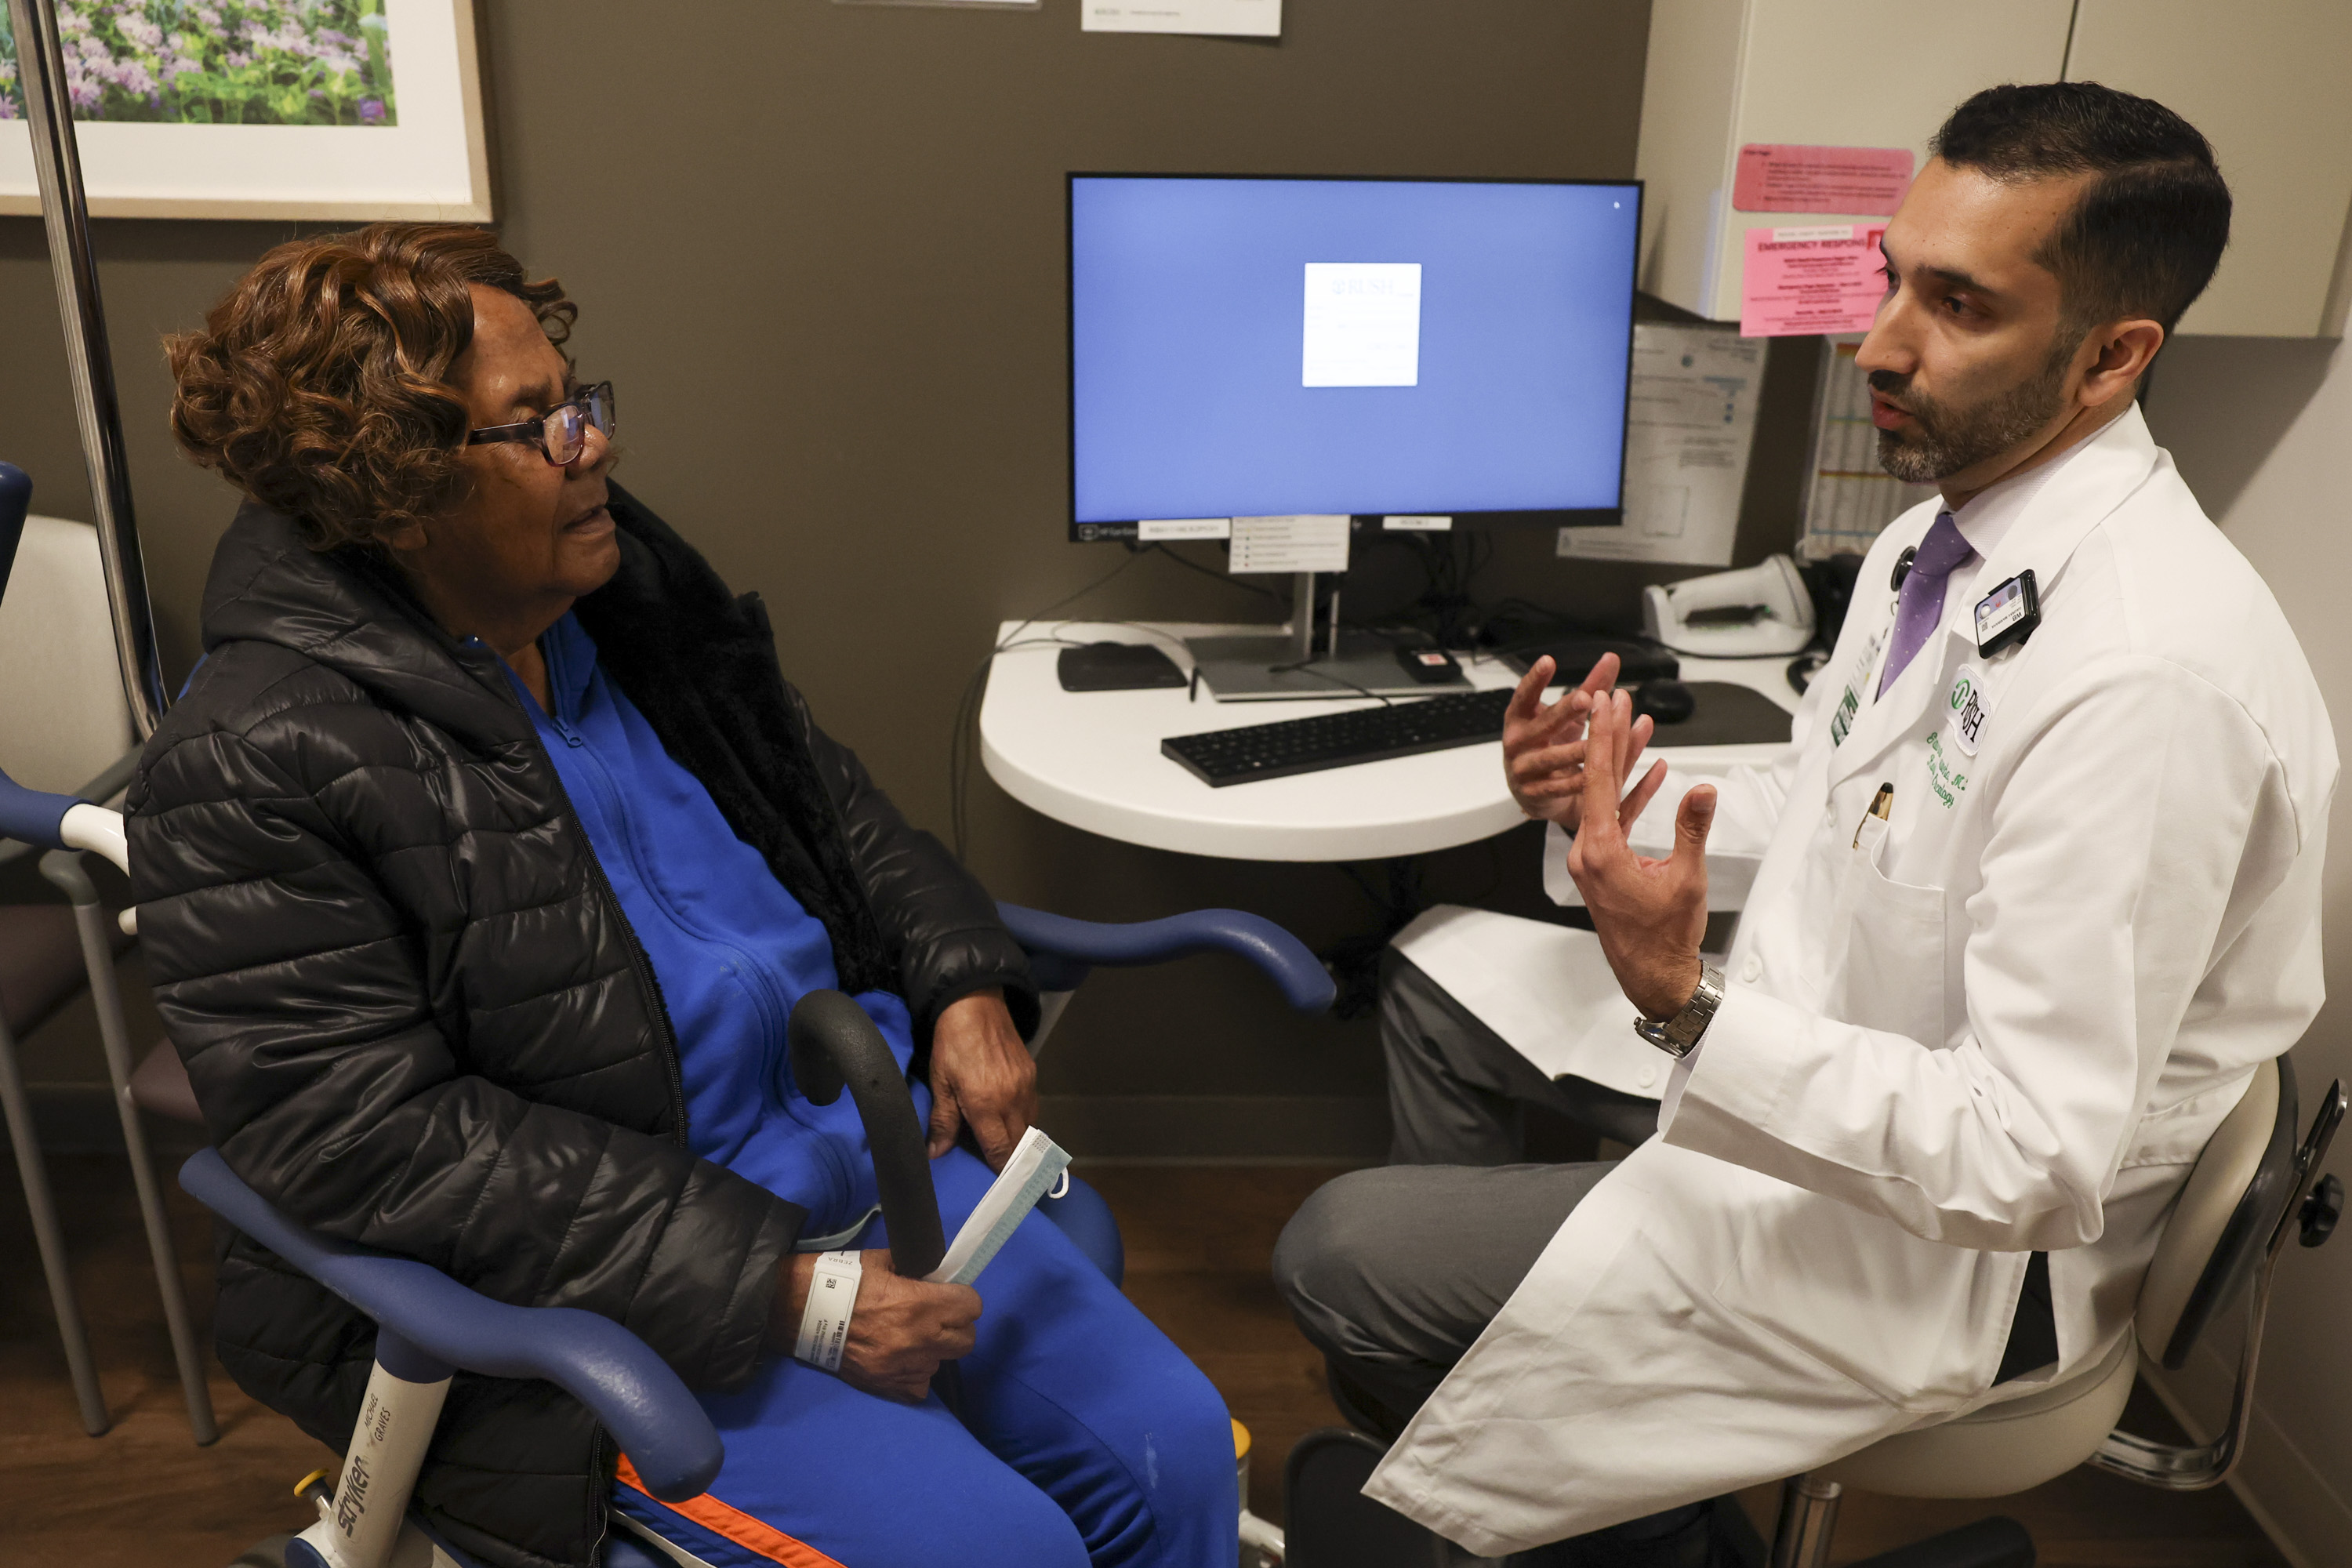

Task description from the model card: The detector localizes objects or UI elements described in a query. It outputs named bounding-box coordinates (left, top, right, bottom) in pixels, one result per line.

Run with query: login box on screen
left=1069, top=176, right=1639, bottom=528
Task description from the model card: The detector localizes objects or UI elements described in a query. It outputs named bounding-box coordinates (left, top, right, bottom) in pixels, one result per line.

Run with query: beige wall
left=2142, top=332, right=2352, bottom=1568
left=3, top=0, right=1835, bottom=1156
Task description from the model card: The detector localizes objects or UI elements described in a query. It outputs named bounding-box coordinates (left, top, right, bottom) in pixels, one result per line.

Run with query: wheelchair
left=0, top=627, right=1327, bottom=1567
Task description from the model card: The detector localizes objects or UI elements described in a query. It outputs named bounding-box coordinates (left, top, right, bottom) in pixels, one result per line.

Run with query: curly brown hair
left=166, top=223, right=576, bottom=551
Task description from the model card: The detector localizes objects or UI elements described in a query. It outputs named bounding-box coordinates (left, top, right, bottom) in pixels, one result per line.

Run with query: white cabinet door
left=2066, top=1, right=2352, bottom=338
left=1639, top=0, right=2075, bottom=322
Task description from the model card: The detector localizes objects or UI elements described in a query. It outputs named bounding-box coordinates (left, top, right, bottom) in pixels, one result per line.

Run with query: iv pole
left=6, top=0, right=169, bottom=739
left=4, top=0, right=216, bottom=1450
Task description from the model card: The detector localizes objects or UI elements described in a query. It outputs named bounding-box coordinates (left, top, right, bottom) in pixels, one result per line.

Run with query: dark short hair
left=167, top=223, right=575, bottom=551
left=1929, top=82, right=2230, bottom=336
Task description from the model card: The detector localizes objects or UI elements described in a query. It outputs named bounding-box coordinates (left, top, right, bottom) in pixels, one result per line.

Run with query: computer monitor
left=1068, top=173, right=1641, bottom=539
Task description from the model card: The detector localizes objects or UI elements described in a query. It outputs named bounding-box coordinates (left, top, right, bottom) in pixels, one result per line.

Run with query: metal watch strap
left=1635, top=964, right=1724, bottom=1059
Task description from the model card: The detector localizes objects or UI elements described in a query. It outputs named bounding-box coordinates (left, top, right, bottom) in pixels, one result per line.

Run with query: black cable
left=949, top=634, right=1091, bottom=863
left=1321, top=855, right=1428, bottom=1019
left=949, top=545, right=1152, bottom=862
left=1262, top=656, right=1395, bottom=707
left=1146, top=542, right=1283, bottom=601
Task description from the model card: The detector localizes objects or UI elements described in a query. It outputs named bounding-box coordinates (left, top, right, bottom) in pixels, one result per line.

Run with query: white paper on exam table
left=1538, top=771, right=1763, bottom=913
left=1559, top=323, right=1762, bottom=568
left=1081, top=0, right=1279, bottom=35
left=1390, top=906, right=1668, bottom=1098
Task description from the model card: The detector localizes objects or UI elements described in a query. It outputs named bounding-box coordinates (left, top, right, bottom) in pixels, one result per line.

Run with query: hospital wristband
left=792, top=1250, right=863, bottom=1372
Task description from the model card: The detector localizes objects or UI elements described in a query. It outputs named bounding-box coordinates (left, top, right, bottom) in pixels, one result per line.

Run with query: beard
left=1871, top=338, right=2077, bottom=485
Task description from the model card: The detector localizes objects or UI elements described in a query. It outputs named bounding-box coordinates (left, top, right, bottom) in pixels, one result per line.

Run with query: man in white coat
left=1275, top=82, right=2336, bottom=1563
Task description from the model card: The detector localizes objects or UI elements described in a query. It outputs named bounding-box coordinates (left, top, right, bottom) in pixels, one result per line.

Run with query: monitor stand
left=1185, top=572, right=1474, bottom=702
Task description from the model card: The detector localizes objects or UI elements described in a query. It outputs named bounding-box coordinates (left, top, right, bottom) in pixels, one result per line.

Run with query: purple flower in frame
left=358, top=97, right=385, bottom=125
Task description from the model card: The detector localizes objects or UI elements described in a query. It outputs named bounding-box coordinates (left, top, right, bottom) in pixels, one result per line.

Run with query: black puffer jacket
left=128, top=488, right=1035, bottom=1568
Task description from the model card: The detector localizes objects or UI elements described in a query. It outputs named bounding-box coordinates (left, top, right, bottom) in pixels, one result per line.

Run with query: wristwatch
left=1634, top=964, right=1723, bottom=1059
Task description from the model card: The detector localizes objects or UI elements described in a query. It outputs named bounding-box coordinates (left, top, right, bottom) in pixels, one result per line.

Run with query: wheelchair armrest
left=996, top=902, right=1335, bottom=1013
left=0, top=764, right=75, bottom=852
left=177, top=1149, right=723, bottom=1501
left=0, top=763, right=128, bottom=874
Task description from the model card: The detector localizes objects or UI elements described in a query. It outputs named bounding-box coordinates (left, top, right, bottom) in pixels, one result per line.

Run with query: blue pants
left=613, top=1147, right=1238, bottom=1568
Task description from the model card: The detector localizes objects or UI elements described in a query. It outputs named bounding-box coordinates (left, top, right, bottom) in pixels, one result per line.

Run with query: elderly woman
left=132, top=223, right=1233, bottom=1568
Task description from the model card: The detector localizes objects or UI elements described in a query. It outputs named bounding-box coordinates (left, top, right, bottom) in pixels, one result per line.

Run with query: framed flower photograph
left=0, top=0, right=489, bottom=220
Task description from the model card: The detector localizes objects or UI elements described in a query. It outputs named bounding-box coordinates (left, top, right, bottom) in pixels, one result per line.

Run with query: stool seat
left=1821, top=1326, right=2139, bottom=1499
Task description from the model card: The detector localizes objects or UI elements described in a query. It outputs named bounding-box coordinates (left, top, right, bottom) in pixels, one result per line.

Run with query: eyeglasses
left=466, top=382, right=615, bottom=466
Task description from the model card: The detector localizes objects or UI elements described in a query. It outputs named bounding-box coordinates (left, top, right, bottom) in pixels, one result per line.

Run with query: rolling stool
left=1767, top=1052, right=2342, bottom=1568
left=1267, top=1053, right=2343, bottom=1568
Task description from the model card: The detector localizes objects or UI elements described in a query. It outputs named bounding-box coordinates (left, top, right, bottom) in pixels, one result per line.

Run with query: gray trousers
left=1381, top=948, right=1661, bottom=1163
left=1272, top=953, right=1710, bottom=1550
left=1276, top=950, right=1662, bottom=1432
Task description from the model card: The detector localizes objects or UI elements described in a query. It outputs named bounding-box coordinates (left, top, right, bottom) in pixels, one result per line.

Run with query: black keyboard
left=1162, top=688, right=1515, bottom=787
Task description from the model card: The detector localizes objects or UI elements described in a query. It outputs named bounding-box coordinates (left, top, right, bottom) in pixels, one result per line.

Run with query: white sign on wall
left=1083, top=0, right=1280, bottom=38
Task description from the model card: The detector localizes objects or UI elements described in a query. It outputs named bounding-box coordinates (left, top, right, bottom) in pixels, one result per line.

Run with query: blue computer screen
left=1069, top=175, right=1639, bottom=530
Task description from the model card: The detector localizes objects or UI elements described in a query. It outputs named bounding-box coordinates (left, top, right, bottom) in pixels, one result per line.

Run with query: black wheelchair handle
left=787, top=989, right=946, bottom=1281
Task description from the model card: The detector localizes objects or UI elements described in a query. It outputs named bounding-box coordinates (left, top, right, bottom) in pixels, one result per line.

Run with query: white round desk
left=978, top=621, right=1806, bottom=862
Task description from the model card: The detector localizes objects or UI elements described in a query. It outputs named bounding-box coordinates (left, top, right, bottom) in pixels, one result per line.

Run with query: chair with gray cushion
left=0, top=460, right=214, bottom=1442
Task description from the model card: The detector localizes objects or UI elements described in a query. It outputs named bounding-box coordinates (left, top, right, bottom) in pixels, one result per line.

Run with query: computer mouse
left=1633, top=677, right=1695, bottom=725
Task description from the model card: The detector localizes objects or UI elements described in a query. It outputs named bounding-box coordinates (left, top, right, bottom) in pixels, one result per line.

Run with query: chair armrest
left=0, top=762, right=130, bottom=874
left=996, top=902, right=1335, bottom=1013
left=0, top=766, right=75, bottom=852
left=177, top=1149, right=723, bottom=1501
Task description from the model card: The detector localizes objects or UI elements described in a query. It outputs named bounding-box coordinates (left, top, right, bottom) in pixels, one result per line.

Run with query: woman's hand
left=774, top=1250, right=981, bottom=1403
left=925, top=988, right=1036, bottom=1170
left=1502, top=652, right=1654, bottom=829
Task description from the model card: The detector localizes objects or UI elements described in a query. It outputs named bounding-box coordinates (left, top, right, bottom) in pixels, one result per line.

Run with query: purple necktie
left=1876, top=511, right=1977, bottom=699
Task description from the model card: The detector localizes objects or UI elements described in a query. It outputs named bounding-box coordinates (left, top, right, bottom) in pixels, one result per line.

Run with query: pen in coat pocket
left=1854, top=782, right=1894, bottom=848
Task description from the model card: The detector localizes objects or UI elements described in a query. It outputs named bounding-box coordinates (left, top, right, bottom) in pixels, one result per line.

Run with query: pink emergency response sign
left=1740, top=224, right=1888, bottom=338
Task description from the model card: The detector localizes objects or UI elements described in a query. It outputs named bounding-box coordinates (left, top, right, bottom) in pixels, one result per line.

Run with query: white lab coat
left=1367, top=405, right=2337, bottom=1555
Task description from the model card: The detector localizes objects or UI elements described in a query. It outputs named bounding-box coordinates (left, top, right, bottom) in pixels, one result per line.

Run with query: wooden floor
left=0, top=1154, right=2291, bottom=1566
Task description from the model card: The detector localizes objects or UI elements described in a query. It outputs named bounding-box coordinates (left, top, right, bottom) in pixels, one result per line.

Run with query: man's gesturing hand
left=1503, top=652, right=1655, bottom=829
left=927, top=988, right=1036, bottom=1171
left=774, top=1250, right=980, bottom=1403
left=1565, top=686, right=1715, bottom=1022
